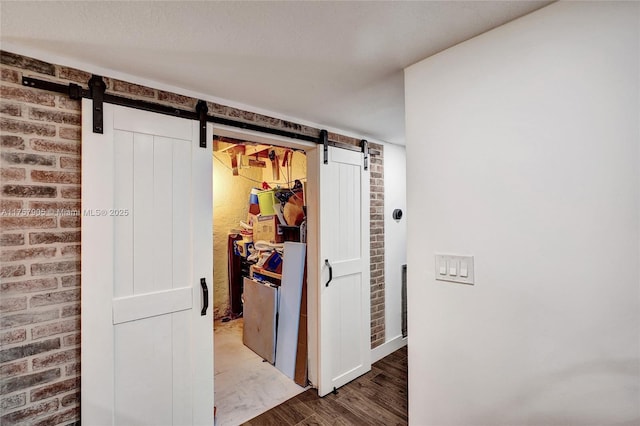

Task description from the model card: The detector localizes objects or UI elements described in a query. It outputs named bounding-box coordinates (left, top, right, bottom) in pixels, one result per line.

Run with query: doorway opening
left=211, top=129, right=316, bottom=425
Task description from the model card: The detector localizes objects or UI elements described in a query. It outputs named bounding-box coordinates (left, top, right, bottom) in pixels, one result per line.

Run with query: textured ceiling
left=0, top=1, right=551, bottom=145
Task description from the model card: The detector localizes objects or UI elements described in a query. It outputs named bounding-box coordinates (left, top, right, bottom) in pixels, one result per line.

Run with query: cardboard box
left=253, top=215, right=283, bottom=243
left=247, top=213, right=258, bottom=228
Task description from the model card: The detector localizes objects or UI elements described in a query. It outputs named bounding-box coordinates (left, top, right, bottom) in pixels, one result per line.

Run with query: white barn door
left=318, top=146, right=371, bottom=396
left=81, top=100, right=213, bottom=425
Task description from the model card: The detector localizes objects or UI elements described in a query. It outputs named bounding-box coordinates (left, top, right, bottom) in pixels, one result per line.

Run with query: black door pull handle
left=200, top=278, right=209, bottom=316
left=325, top=259, right=333, bottom=287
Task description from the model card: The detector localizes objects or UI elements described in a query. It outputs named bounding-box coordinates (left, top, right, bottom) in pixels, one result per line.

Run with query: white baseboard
left=371, top=334, right=407, bottom=363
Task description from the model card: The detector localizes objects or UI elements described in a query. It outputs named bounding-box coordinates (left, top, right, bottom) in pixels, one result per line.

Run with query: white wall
left=405, top=2, right=639, bottom=425
left=383, top=143, right=407, bottom=342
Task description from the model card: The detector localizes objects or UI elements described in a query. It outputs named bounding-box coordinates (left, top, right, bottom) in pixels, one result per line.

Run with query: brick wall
left=369, top=144, right=385, bottom=349
left=0, top=50, right=386, bottom=424
left=1, top=52, right=82, bottom=426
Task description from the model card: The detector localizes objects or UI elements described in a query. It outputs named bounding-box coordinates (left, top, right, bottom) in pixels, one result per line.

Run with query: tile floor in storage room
left=214, top=318, right=306, bottom=426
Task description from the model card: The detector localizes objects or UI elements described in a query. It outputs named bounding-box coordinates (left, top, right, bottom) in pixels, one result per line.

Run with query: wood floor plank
left=244, top=406, right=293, bottom=426
left=346, top=376, right=408, bottom=420
left=293, top=413, right=333, bottom=426
left=333, top=384, right=406, bottom=426
left=270, top=394, right=316, bottom=425
left=243, top=347, right=408, bottom=426
left=297, top=391, right=363, bottom=425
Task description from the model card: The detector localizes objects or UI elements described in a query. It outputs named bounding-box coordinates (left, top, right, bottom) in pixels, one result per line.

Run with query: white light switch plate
left=435, top=254, right=474, bottom=285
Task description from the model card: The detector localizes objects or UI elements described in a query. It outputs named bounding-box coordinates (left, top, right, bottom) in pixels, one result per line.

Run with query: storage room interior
left=211, top=135, right=309, bottom=425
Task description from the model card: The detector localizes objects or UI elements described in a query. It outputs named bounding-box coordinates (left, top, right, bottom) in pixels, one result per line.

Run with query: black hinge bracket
left=88, top=75, right=106, bottom=134
left=321, top=129, right=329, bottom=164
left=196, top=100, right=208, bottom=148
left=361, top=139, right=369, bottom=171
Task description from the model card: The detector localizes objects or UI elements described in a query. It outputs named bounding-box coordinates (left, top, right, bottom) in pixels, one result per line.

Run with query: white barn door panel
left=81, top=100, right=213, bottom=425
left=318, top=146, right=371, bottom=396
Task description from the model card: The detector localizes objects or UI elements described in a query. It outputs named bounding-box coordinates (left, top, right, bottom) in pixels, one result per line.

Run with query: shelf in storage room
left=250, top=265, right=282, bottom=282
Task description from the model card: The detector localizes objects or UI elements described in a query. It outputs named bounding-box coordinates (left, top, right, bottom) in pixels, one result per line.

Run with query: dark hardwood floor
left=242, top=346, right=408, bottom=426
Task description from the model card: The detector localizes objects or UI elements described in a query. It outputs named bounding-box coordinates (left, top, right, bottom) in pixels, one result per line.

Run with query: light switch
left=460, top=262, right=468, bottom=278
left=439, top=260, right=447, bottom=275
left=435, top=254, right=474, bottom=285
left=448, top=261, right=457, bottom=276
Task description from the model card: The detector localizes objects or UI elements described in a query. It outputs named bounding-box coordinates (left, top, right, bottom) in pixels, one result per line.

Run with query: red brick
left=58, top=66, right=91, bottom=84
left=0, top=86, right=55, bottom=107
left=1, top=52, right=55, bottom=75
left=1, top=392, right=26, bottom=411
left=60, top=275, right=79, bottom=288
left=0, top=329, right=26, bottom=346
left=29, top=107, right=81, bottom=125
left=1, top=278, right=57, bottom=294
left=59, top=127, right=80, bottom=140
left=0, top=310, right=59, bottom=329
left=207, top=101, right=228, bottom=115
left=60, top=304, right=80, bottom=318
left=60, top=216, right=80, bottom=228
left=0, top=264, right=25, bottom=278
left=61, top=186, right=80, bottom=199
left=0, top=247, right=56, bottom=262
left=1, top=152, right=56, bottom=166
left=278, top=118, right=305, bottom=133
left=57, top=96, right=80, bottom=111
left=370, top=241, right=383, bottom=249
left=1, top=167, right=26, bottom=181
left=29, top=231, right=80, bottom=245
left=2, top=185, right=57, bottom=198
left=65, top=363, right=80, bottom=377
left=0, top=101, right=22, bottom=117
left=31, top=170, right=80, bottom=184
left=32, top=348, right=79, bottom=370
left=1, top=68, right=20, bottom=84
left=32, top=319, right=78, bottom=340
left=158, top=90, right=196, bottom=107
left=0, top=216, right=56, bottom=230
left=60, top=156, right=80, bottom=169
left=371, top=269, right=383, bottom=279
left=0, top=296, right=27, bottom=313
left=1, top=135, right=25, bottom=150
left=255, top=115, right=284, bottom=130
left=30, top=138, right=80, bottom=154
left=31, top=377, right=79, bottom=402
left=32, top=406, right=79, bottom=426
left=0, top=399, right=59, bottom=425
left=0, top=236, right=27, bottom=253
left=30, top=289, right=80, bottom=307
left=228, top=108, right=256, bottom=122
left=113, top=80, right=155, bottom=98
left=62, top=333, right=80, bottom=347
left=0, top=117, right=56, bottom=136
left=61, top=245, right=80, bottom=256
left=28, top=201, right=80, bottom=212
left=1, top=199, right=22, bottom=210
left=0, top=338, right=61, bottom=363
left=0, top=360, right=27, bottom=378
left=60, top=392, right=79, bottom=407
